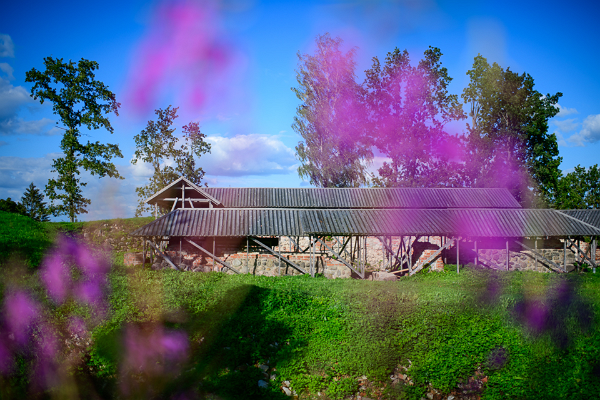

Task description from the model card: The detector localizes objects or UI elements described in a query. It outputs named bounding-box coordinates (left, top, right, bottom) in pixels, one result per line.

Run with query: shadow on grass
left=87, top=282, right=305, bottom=399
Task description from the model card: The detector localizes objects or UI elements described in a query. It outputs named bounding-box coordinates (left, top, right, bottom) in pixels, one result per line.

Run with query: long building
left=130, top=177, right=600, bottom=278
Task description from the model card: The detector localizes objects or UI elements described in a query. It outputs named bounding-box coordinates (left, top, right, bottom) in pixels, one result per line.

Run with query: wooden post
left=278, top=236, right=281, bottom=276
left=154, top=204, right=157, bottom=219
left=143, top=237, right=146, bottom=268
left=179, top=237, right=182, bottom=268
left=400, top=236, right=403, bottom=270
left=310, top=236, right=315, bottom=277
left=455, top=237, right=459, bottom=271
left=246, top=236, right=249, bottom=273
left=593, top=237, right=597, bottom=274
left=590, top=236, right=596, bottom=274
left=182, top=185, right=185, bottom=209
left=409, top=237, right=412, bottom=272
left=564, top=238, right=567, bottom=272
left=534, top=238, right=538, bottom=269
left=577, top=238, right=581, bottom=272
left=474, top=239, right=478, bottom=266
left=506, top=239, right=509, bottom=271
left=212, top=237, right=215, bottom=270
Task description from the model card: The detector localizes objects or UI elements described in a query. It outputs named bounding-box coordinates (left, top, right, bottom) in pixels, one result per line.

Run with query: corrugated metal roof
left=131, top=208, right=600, bottom=238
left=300, top=209, right=600, bottom=237
left=131, top=209, right=305, bottom=237
left=201, top=187, right=521, bottom=209
left=558, top=210, right=600, bottom=230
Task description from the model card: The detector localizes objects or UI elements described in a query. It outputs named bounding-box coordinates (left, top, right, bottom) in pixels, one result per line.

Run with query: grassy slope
left=93, top=265, right=600, bottom=400
left=2, top=212, right=600, bottom=399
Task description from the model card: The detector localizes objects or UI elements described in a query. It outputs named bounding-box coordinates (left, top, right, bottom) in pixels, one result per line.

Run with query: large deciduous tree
left=292, top=34, right=372, bottom=188
left=461, top=55, right=562, bottom=206
left=26, top=58, right=123, bottom=222
left=364, top=46, right=465, bottom=188
left=132, top=106, right=211, bottom=216
left=554, top=164, right=600, bottom=209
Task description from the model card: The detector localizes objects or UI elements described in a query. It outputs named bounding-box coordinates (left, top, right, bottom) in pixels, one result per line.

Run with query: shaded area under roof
left=200, top=187, right=522, bottom=209
left=131, top=208, right=600, bottom=238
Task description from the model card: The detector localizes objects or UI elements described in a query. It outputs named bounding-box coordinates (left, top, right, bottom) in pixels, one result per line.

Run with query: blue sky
left=0, top=0, right=598, bottom=220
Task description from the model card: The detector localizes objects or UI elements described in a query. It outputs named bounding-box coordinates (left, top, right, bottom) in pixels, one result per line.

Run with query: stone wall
left=128, top=235, right=599, bottom=278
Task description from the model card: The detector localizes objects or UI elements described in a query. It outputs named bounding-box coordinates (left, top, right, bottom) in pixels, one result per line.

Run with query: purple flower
left=4, top=291, right=39, bottom=346
left=40, top=251, right=70, bottom=304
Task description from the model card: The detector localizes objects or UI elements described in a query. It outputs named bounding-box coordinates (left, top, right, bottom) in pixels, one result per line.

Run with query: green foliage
left=0, top=197, right=26, bottom=216
left=365, top=46, right=465, bottom=188
left=25, top=57, right=123, bottom=222
left=555, top=164, right=600, bottom=209
left=462, top=55, right=562, bottom=206
left=131, top=106, right=211, bottom=216
left=292, top=33, right=372, bottom=188
left=20, top=182, right=50, bottom=221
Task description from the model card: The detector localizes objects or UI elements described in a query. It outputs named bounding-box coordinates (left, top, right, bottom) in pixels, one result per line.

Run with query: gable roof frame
left=143, top=176, right=222, bottom=208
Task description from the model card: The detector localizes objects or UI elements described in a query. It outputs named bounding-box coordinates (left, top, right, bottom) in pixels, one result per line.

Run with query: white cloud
left=567, top=114, right=600, bottom=146
left=0, top=77, right=32, bottom=120
left=0, top=63, right=14, bottom=80
left=203, top=134, right=297, bottom=176
left=0, top=77, right=58, bottom=136
left=0, top=34, right=14, bottom=58
left=556, top=104, right=578, bottom=117
left=553, top=118, right=579, bottom=133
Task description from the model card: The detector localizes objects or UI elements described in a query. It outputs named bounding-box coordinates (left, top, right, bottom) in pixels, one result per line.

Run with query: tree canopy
left=554, top=164, right=600, bottom=209
left=461, top=55, right=562, bottom=206
left=132, top=106, right=211, bottom=216
left=25, top=57, right=122, bottom=222
left=292, top=34, right=372, bottom=188
left=364, top=46, right=465, bottom=187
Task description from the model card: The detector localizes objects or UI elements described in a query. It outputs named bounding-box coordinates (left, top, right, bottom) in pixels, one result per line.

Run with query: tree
left=20, top=183, right=50, bottom=222
left=26, top=58, right=123, bottom=222
left=363, top=47, right=465, bottom=188
left=554, top=165, right=600, bottom=209
left=0, top=198, right=26, bottom=216
left=132, top=106, right=211, bottom=216
left=292, top=34, right=372, bottom=188
left=461, top=55, right=562, bottom=206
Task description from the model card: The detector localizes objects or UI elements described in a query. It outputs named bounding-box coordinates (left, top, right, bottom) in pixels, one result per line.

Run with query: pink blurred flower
left=40, top=251, right=70, bottom=304
left=4, top=291, right=39, bottom=345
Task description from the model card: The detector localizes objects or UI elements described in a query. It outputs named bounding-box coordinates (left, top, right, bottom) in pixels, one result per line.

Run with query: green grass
left=2, top=214, right=600, bottom=399
left=80, top=264, right=600, bottom=400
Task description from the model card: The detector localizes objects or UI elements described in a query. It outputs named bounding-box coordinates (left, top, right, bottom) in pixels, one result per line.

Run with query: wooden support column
left=564, top=238, right=567, bottom=272
left=506, top=239, right=509, bottom=271
left=154, top=204, right=158, bottom=219
left=278, top=236, right=282, bottom=276
left=246, top=236, right=249, bottom=272
left=179, top=237, right=182, bottom=267
left=534, top=238, right=538, bottom=269
left=456, top=237, right=459, bottom=274
left=593, top=237, right=597, bottom=274
left=474, top=239, right=478, bottom=266
left=143, top=237, right=146, bottom=268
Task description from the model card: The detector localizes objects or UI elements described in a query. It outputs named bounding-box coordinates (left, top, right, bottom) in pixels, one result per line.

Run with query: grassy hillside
left=0, top=211, right=153, bottom=267
left=1, top=212, right=599, bottom=399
